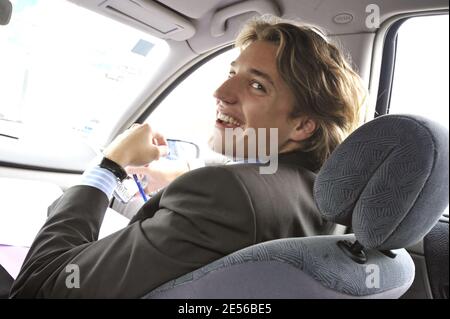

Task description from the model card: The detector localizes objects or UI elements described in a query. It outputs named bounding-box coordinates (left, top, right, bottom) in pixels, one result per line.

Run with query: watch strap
left=99, top=157, right=128, bottom=181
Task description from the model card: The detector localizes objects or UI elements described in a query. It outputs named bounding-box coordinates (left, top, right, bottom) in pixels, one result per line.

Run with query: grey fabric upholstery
left=314, top=115, right=449, bottom=250
left=423, top=220, right=449, bottom=299
left=143, top=114, right=448, bottom=299
left=0, top=0, right=12, bottom=25
left=146, top=235, right=414, bottom=299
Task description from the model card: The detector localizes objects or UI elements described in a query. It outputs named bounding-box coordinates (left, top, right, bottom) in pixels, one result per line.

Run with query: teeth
left=217, top=112, right=242, bottom=126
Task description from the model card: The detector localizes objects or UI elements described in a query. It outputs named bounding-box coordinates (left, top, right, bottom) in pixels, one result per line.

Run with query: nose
left=213, top=76, right=239, bottom=106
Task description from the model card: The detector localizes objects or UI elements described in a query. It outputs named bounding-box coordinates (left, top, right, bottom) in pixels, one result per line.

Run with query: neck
left=278, top=139, right=302, bottom=154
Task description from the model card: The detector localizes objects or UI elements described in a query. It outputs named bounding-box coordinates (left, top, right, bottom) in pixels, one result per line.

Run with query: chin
left=208, top=127, right=257, bottom=161
left=208, top=128, right=228, bottom=156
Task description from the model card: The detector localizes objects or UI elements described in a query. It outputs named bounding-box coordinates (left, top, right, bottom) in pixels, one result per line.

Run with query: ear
left=289, top=117, right=317, bottom=142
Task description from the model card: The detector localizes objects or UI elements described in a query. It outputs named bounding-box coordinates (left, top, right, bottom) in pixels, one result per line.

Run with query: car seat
left=143, top=114, right=449, bottom=299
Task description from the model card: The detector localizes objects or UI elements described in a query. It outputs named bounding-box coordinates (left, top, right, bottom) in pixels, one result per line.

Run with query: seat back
left=144, top=115, right=449, bottom=299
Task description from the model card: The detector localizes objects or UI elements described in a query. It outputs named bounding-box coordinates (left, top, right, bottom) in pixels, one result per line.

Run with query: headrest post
left=337, top=240, right=367, bottom=264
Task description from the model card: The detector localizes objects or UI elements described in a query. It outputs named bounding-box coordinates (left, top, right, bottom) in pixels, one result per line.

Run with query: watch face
left=113, top=177, right=139, bottom=204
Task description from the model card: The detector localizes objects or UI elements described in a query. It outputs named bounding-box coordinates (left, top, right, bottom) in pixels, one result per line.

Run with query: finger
left=126, top=166, right=150, bottom=175
left=141, top=123, right=152, bottom=132
left=157, top=145, right=169, bottom=158
left=152, top=132, right=168, bottom=146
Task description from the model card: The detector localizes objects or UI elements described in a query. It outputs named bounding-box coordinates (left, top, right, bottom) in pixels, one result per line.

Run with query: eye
left=250, top=81, right=266, bottom=92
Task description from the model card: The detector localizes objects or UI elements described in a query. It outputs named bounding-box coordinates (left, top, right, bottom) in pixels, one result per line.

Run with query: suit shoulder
left=166, top=165, right=242, bottom=190
left=160, top=164, right=257, bottom=244
left=161, top=165, right=255, bottom=217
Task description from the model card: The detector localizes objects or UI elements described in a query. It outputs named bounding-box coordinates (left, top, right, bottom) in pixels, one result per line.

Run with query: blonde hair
left=235, top=16, right=366, bottom=171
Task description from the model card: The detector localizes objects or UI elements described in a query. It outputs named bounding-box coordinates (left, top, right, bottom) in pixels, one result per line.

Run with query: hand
left=127, top=159, right=190, bottom=193
left=103, top=123, right=168, bottom=168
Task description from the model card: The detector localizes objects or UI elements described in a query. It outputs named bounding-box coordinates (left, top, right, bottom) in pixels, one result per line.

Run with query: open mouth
left=216, top=111, right=244, bottom=128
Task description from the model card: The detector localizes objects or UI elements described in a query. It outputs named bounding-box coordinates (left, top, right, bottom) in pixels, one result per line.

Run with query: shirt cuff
left=80, top=166, right=117, bottom=200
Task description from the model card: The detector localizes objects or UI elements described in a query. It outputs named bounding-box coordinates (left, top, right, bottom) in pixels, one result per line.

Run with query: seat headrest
left=0, top=0, right=12, bottom=26
left=314, top=115, right=449, bottom=250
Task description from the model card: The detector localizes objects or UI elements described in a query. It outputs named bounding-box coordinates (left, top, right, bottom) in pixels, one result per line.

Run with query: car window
left=389, top=14, right=449, bottom=217
left=146, top=48, right=240, bottom=158
left=389, top=15, right=449, bottom=128
left=0, top=0, right=169, bottom=149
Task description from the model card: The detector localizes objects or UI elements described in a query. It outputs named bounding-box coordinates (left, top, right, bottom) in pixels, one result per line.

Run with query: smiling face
left=210, top=40, right=311, bottom=159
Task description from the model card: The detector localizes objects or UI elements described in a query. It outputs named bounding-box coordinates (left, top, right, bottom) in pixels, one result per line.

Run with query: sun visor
left=69, top=0, right=195, bottom=41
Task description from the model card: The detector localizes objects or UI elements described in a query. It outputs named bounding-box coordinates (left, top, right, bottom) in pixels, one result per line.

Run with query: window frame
left=374, top=18, right=406, bottom=117
left=135, top=45, right=234, bottom=124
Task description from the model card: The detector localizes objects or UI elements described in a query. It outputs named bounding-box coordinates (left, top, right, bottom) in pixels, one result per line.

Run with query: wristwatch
left=99, top=157, right=137, bottom=203
left=99, top=157, right=127, bottom=181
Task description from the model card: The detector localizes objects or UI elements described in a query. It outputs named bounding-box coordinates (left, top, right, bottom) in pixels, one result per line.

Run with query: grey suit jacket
left=10, top=151, right=337, bottom=298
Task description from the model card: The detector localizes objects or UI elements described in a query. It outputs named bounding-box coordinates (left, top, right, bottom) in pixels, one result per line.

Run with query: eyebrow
left=230, top=61, right=276, bottom=87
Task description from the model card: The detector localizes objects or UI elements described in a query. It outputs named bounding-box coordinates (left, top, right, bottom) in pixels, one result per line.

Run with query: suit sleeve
left=10, top=166, right=256, bottom=298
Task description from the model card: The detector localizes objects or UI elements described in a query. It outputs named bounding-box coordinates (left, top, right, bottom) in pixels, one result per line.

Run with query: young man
left=10, top=17, right=365, bottom=298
